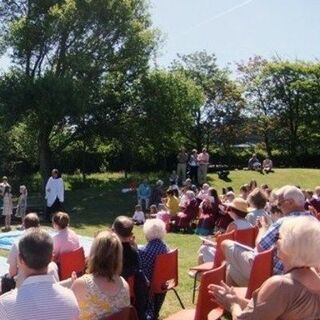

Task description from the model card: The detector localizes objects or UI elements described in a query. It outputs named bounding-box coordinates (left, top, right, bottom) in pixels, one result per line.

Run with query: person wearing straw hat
left=225, top=198, right=253, bottom=233
left=198, top=198, right=252, bottom=265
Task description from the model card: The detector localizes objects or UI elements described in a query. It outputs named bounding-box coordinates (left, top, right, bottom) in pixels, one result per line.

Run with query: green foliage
left=0, top=0, right=158, bottom=183
left=172, top=51, right=245, bottom=150
left=238, top=57, right=320, bottom=160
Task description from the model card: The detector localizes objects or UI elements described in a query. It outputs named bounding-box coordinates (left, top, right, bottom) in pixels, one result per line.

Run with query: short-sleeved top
left=231, top=219, right=253, bottom=230
left=0, top=275, right=79, bottom=320
left=166, top=196, right=180, bottom=215
left=53, top=228, right=81, bottom=262
left=78, top=274, right=130, bottom=320
left=246, top=209, right=268, bottom=225
left=238, top=276, right=320, bottom=320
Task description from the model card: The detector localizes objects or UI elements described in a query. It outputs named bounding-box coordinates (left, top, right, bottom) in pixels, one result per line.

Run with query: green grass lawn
left=4, top=168, right=320, bottom=318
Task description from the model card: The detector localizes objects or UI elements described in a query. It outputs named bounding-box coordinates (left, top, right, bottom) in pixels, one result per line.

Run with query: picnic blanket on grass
left=0, top=229, right=93, bottom=256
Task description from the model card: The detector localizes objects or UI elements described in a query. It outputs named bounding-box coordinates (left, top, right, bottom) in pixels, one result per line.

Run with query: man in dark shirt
left=113, top=216, right=148, bottom=320
left=112, top=216, right=139, bottom=279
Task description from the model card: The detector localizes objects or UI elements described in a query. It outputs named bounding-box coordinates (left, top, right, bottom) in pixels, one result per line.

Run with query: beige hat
left=228, top=197, right=249, bottom=215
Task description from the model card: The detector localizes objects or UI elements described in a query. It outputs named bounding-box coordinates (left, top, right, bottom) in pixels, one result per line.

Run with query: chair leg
left=192, top=271, right=200, bottom=304
left=172, top=288, right=185, bottom=309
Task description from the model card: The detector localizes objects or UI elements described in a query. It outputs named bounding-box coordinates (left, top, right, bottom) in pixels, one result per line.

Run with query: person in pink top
left=197, top=148, right=210, bottom=185
left=52, top=211, right=81, bottom=263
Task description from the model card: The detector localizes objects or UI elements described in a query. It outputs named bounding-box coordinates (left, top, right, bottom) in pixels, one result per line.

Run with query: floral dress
left=2, top=193, right=13, bottom=216
left=78, top=274, right=130, bottom=320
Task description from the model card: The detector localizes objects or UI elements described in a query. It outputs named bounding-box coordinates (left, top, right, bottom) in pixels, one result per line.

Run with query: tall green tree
left=171, top=51, right=244, bottom=152
left=0, top=0, right=157, bottom=183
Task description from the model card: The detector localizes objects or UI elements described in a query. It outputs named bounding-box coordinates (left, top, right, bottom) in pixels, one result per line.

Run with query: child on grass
left=132, top=204, right=145, bottom=225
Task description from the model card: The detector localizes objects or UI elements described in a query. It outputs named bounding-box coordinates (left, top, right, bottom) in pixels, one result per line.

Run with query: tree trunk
left=38, top=126, right=52, bottom=193
left=264, top=133, right=272, bottom=157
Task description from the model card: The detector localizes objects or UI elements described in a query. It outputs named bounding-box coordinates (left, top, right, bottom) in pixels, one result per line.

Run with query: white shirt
left=0, top=275, right=79, bottom=320
left=132, top=210, right=145, bottom=223
left=45, top=177, right=64, bottom=207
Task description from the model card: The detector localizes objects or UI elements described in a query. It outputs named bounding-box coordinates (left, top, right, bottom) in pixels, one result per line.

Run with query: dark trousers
left=46, top=198, right=64, bottom=222
left=189, top=166, right=198, bottom=185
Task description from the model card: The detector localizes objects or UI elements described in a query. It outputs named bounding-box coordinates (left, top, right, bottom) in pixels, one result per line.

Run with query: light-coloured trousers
left=138, top=196, right=149, bottom=209
left=198, top=164, right=208, bottom=185
left=177, top=163, right=186, bottom=184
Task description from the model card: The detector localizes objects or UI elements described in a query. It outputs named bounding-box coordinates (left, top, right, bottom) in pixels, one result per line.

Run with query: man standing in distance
left=176, top=147, right=188, bottom=185
left=197, top=148, right=210, bottom=185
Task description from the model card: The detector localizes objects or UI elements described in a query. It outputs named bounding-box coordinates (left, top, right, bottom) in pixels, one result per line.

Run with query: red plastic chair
left=208, top=247, right=274, bottom=320
left=234, top=227, right=258, bottom=248
left=150, top=249, right=185, bottom=309
left=103, top=306, right=138, bottom=320
left=243, top=246, right=274, bottom=298
left=59, top=247, right=86, bottom=280
left=165, top=262, right=226, bottom=320
left=190, top=230, right=235, bottom=303
left=126, top=275, right=135, bottom=303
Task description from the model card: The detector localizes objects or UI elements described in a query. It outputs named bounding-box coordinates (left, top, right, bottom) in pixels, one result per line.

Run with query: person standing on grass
left=2, top=180, right=13, bottom=231
left=137, top=179, right=151, bottom=210
left=197, top=147, right=210, bottom=185
left=189, top=149, right=199, bottom=185
left=176, top=147, right=188, bottom=185
left=45, top=169, right=65, bottom=222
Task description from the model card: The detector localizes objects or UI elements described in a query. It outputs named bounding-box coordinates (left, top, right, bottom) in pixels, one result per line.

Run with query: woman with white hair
left=139, top=219, right=168, bottom=320
left=209, top=216, right=320, bottom=319
left=176, top=190, right=199, bottom=231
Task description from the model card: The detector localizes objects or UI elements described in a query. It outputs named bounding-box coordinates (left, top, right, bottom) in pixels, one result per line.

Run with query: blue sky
left=1, top=0, right=319, bottom=72
left=150, top=0, right=320, bottom=68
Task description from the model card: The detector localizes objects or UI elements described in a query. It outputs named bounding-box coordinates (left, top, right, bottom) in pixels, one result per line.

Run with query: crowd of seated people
left=209, top=216, right=320, bottom=319
left=1, top=178, right=320, bottom=320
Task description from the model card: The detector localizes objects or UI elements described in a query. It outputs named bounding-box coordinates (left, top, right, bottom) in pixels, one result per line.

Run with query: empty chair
left=59, top=246, right=86, bottom=280
left=165, top=262, right=226, bottom=320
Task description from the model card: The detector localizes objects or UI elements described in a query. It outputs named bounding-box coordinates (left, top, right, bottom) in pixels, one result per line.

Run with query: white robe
left=45, top=177, right=64, bottom=207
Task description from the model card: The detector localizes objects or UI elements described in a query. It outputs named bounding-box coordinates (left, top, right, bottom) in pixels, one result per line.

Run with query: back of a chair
left=126, top=275, right=135, bottom=302
left=194, top=262, right=226, bottom=320
left=213, top=230, right=235, bottom=268
left=59, top=247, right=86, bottom=280
left=150, top=249, right=178, bottom=295
left=246, top=247, right=274, bottom=299
left=235, top=227, right=258, bottom=248
left=104, top=306, right=138, bottom=320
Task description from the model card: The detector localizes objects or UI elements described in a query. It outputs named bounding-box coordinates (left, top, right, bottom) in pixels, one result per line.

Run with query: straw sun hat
left=228, top=197, right=249, bottom=217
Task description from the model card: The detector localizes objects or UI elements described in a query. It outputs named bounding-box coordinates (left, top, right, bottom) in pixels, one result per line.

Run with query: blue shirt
left=137, top=183, right=151, bottom=198
left=256, top=211, right=313, bottom=275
